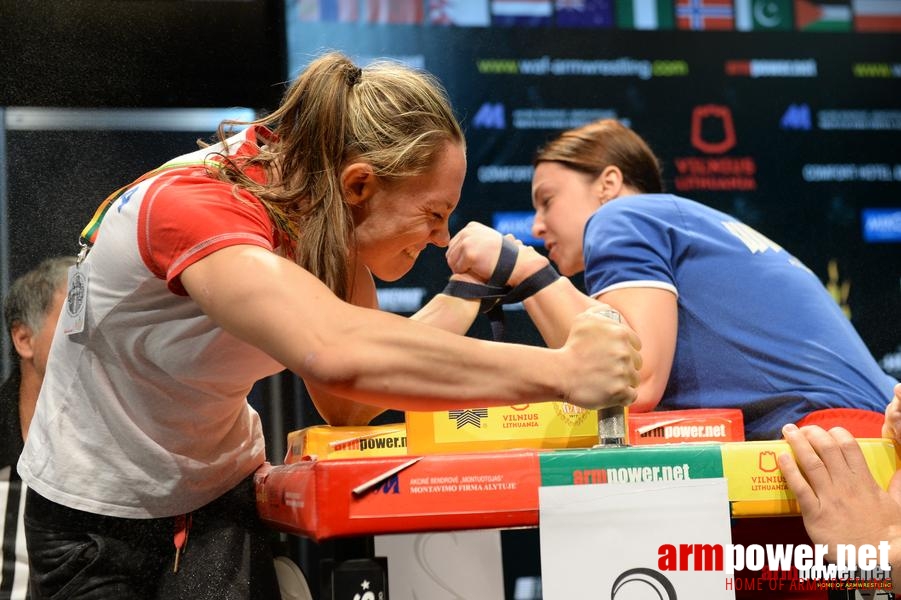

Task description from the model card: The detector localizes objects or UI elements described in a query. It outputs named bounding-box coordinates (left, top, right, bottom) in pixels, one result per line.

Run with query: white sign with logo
left=539, top=478, right=735, bottom=599
left=374, top=529, right=505, bottom=600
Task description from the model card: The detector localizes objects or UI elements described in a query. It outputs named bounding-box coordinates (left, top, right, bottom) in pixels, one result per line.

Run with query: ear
left=592, top=165, right=625, bottom=204
left=10, top=322, right=35, bottom=361
left=341, top=162, right=378, bottom=207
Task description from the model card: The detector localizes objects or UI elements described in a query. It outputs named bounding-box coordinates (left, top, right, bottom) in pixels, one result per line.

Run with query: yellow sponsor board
left=722, top=439, right=899, bottom=516
left=285, top=424, right=408, bottom=462
left=406, top=402, right=604, bottom=454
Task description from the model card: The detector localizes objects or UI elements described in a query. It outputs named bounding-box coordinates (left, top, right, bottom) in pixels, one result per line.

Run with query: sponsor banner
left=255, top=451, right=541, bottom=540
left=629, top=408, right=745, bottom=445
left=374, top=530, right=505, bottom=600
left=512, top=107, right=625, bottom=129
left=724, top=58, right=817, bottom=77
left=477, top=164, right=534, bottom=183
left=819, top=109, right=901, bottom=130
left=881, top=345, right=901, bottom=378
left=285, top=424, right=408, bottom=462
left=538, top=443, right=725, bottom=486
left=539, top=478, right=734, bottom=598
left=853, top=62, right=901, bottom=77
left=406, top=402, right=600, bottom=454
left=802, top=163, right=901, bottom=182
left=862, top=208, right=901, bottom=243
left=376, top=286, right=427, bottom=313
left=493, top=211, right=543, bottom=245
left=616, top=0, right=676, bottom=28
left=470, top=104, right=627, bottom=131
left=475, top=56, right=689, bottom=78
left=256, top=439, right=899, bottom=540
left=722, top=439, right=897, bottom=516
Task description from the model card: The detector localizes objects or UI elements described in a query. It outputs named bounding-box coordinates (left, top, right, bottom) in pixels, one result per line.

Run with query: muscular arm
left=180, top=245, right=640, bottom=413
left=306, top=262, right=481, bottom=425
left=596, top=287, right=677, bottom=412
left=519, top=283, right=673, bottom=413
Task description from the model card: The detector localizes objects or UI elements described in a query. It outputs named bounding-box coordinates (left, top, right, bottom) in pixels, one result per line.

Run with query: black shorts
left=24, top=475, right=280, bottom=600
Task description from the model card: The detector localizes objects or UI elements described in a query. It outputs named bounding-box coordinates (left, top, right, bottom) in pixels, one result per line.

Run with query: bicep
left=180, top=244, right=350, bottom=375
left=597, top=286, right=677, bottom=412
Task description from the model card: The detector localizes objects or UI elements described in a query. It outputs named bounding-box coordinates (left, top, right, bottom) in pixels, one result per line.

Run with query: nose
left=531, top=212, right=546, bottom=240
left=431, top=223, right=451, bottom=248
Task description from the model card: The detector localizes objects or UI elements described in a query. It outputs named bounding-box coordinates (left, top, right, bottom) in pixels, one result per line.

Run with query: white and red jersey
left=19, top=127, right=288, bottom=518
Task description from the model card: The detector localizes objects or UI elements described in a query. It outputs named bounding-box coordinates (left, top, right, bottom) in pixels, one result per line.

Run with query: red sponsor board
left=255, top=450, right=540, bottom=541
left=629, top=409, right=745, bottom=445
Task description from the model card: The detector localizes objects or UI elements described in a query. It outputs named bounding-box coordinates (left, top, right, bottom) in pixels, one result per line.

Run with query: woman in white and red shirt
left=19, top=52, right=641, bottom=599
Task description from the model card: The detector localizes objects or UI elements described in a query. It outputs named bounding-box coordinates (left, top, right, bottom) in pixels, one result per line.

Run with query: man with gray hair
left=1, top=256, right=75, bottom=599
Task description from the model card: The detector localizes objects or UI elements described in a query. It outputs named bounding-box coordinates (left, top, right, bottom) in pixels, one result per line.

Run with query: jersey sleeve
left=582, top=197, right=680, bottom=298
left=138, top=175, right=276, bottom=295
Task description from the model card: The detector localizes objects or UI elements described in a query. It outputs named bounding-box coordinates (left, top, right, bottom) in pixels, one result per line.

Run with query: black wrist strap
left=441, top=280, right=508, bottom=314
left=503, top=264, right=562, bottom=304
left=441, top=253, right=561, bottom=342
left=487, top=237, right=519, bottom=287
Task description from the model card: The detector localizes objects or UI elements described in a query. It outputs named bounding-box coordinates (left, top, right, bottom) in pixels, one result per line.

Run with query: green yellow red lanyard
left=77, top=160, right=208, bottom=262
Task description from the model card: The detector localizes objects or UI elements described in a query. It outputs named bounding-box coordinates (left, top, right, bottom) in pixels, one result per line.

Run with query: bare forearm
left=306, top=311, right=566, bottom=411
left=522, top=277, right=598, bottom=348
left=184, top=245, right=638, bottom=415
left=409, top=292, right=480, bottom=335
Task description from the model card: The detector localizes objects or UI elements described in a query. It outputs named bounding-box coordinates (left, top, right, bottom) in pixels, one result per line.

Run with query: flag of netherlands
left=676, top=0, right=735, bottom=28
left=852, top=0, right=901, bottom=30
left=556, top=0, right=616, bottom=26
left=296, top=0, right=359, bottom=22
left=428, top=0, right=492, bottom=25
left=794, top=0, right=852, bottom=29
left=491, top=0, right=554, bottom=25
left=615, top=0, right=676, bottom=28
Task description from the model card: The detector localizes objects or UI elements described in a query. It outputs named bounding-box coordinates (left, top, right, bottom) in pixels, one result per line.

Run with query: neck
left=17, top=363, right=41, bottom=441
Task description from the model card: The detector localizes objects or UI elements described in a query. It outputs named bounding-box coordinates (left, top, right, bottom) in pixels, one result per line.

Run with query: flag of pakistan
left=735, top=0, right=793, bottom=29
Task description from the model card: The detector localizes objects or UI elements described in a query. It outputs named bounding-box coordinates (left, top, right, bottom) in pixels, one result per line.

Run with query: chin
left=371, top=265, right=411, bottom=282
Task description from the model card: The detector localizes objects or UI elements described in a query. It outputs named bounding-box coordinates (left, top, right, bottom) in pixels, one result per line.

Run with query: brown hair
left=534, top=119, right=663, bottom=194
left=210, top=52, right=464, bottom=301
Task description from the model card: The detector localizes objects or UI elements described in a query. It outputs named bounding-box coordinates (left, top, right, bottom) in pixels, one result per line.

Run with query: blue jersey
left=583, top=194, right=897, bottom=439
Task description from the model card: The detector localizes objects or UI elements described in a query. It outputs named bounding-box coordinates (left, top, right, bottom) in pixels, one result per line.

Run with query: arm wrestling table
left=256, top=439, right=898, bottom=599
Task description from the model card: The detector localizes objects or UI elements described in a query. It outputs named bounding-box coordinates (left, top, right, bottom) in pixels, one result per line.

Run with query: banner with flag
left=735, top=0, right=793, bottom=28
left=616, top=0, right=676, bottom=27
left=428, top=0, right=492, bottom=25
left=852, top=0, right=901, bottom=30
left=491, top=0, right=554, bottom=25
left=555, top=0, right=616, bottom=26
left=676, top=0, right=735, bottom=28
left=362, top=0, right=424, bottom=23
left=794, top=0, right=852, bottom=29
left=296, top=0, right=360, bottom=22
